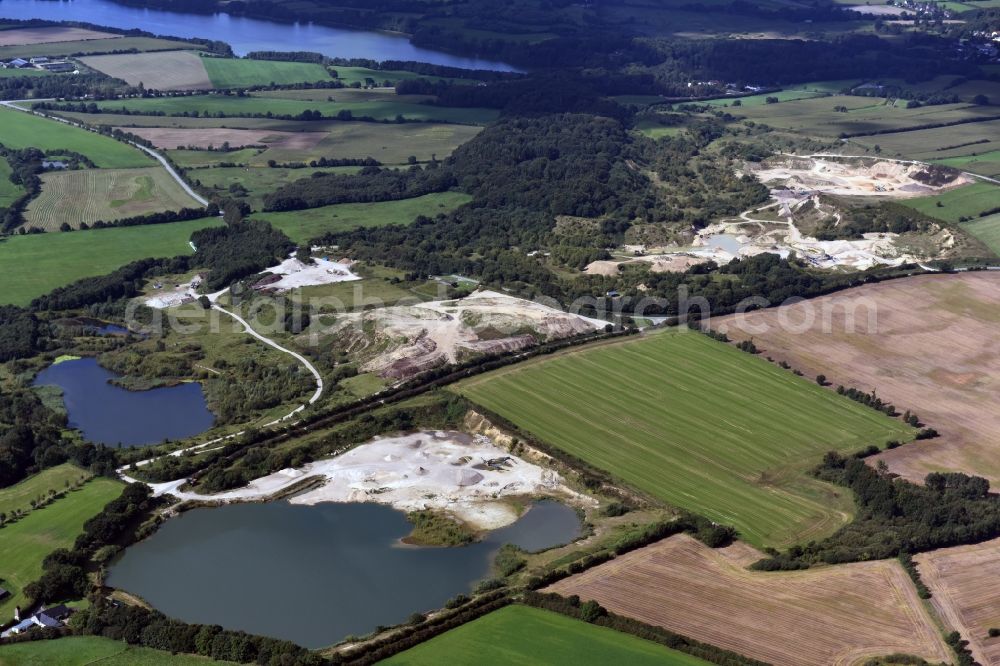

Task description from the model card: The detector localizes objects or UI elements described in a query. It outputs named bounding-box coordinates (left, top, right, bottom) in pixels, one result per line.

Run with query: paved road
left=0, top=99, right=207, bottom=207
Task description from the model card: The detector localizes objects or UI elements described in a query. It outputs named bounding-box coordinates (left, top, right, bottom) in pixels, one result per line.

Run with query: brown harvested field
left=916, top=538, right=1000, bottom=665
left=0, top=26, right=118, bottom=47
left=712, top=272, right=1000, bottom=486
left=58, top=114, right=480, bottom=164
left=546, top=534, right=951, bottom=666
left=80, top=51, right=211, bottom=91
left=119, top=127, right=327, bottom=151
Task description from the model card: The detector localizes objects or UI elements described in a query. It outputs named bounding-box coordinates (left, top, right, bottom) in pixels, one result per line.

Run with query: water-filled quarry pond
left=107, top=499, right=581, bottom=648
left=33, top=357, right=215, bottom=446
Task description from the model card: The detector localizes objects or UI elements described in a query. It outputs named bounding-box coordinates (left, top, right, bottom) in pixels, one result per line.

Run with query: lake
left=107, top=499, right=581, bottom=647
left=33, top=357, right=214, bottom=446
left=0, top=0, right=518, bottom=70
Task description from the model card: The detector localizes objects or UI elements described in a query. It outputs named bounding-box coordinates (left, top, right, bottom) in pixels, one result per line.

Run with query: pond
left=0, top=0, right=519, bottom=70
left=106, top=499, right=581, bottom=648
left=701, top=233, right=744, bottom=255
left=33, top=357, right=214, bottom=446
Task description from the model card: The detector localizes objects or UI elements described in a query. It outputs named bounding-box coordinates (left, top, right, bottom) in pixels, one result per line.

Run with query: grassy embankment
left=456, top=329, right=915, bottom=548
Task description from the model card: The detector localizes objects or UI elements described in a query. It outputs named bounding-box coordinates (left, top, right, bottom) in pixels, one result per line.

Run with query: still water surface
left=108, top=499, right=581, bottom=647
left=0, top=0, right=518, bottom=69
left=33, top=357, right=214, bottom=446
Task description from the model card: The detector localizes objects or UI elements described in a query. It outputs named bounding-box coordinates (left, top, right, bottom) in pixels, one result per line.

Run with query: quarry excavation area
left=547, top=534, right=951, bottom=666
left=591, top=156, right=966, bottom=274
left=748, top=155, right=972, bottom=198
left=714, top=272, right=1000, bottom=487
left=143, top=256, right=359, bottom=309
left=149, top=431, right=585, bottom=530
left=315, top=290, right=606, bottom=380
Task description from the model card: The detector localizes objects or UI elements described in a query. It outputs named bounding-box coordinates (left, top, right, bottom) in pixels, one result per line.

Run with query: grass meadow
left=0, top=109, right=151, bottom=168
left=0, top=464, right=92, bottom=519
left=0, top=159, right=23, bottom=208
left=202, top=57, right=331, bottom=88
left=193, top=165, right=361, bottom=209
left=932, top=149, right=1000, bottom=178
left=0, top=217, right=220, bottom=306
left=253, top=191, right=472, bottom=243
left=382, top=605, right=711, bottom=666
left=961, top=213, right=1000, bottom=255
left=0, top=636, right=237, bottom=665
left=456, top=330, right=915, bottom=548
left=736, top=96, right=999, bottom=138
left=0, top=476, right=122, bottom=617
left=901, top=181, right=1000, bottom=224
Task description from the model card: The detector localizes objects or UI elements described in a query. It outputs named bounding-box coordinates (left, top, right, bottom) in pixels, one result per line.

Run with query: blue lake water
left=0, top=0, right=518, bottom=70
left=107, top=499, right=581, bottom=647
left=33, top=357, right=214, bottom=446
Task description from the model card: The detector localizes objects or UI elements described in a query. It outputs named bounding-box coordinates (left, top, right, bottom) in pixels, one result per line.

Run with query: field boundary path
left=0, top=99, right=208, bottom=206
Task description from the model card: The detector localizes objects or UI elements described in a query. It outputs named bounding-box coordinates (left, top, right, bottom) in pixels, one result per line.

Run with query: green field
left=253, top=191, right=472, bottom=243
left=0, top=477, right=122, bottom=617
left=456, top=330, right=915, bottom=548
left=0, top=636, right=236, bottom=665
left=89, top=94, right=499, bottom=125
left=736, top=95, right=999, bottom=138
left=193, top=165, right=361, bottom=209
left=169, top=148, right=265, bottom=168
left=328, top=65, right=480, bottom=86
left=383, top=605, right=711, bottom=666
left=961, top=212, right=1000, bottom=255
left=0, top=109, right=151, bottom=168
left=634, top=119, right=684, bottom=139
left=25, top=167, right=201, bottom=230
left=851, top=120, right=1000, bottom=162
left=201, top=57, right=331, bottom=88
left=0, top=464, right=91, bottom=519
left=0, top=217, right=221, bottom=306
left=901, top=181, right=1000, bottom=224
left=0, top=158, right=24, bottom=207
left=0, top=68, right=49, bottom=78
left=702, top=89, right=825, bottom=108
left=932, top=149, right=1000, bottom=178
left=0, top=37, right=201, bottom=60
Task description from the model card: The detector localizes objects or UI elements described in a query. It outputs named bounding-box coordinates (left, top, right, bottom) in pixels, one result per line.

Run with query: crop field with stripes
left=24, top=167, right=200, bottom=230
left=456, top=330, right=914, bottom=548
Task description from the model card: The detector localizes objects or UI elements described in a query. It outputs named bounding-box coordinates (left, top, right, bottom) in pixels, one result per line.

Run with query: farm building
left=4, top=58, right=29, bottom=68
left=38, top=61, right=75, bottom=73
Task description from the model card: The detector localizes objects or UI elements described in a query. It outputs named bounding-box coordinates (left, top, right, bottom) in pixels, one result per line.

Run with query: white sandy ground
left=143, top=256, right=359, bottom=308
left=142, top=431, right=588, bottom=530
left=587, top=156, right=971, bottom=274
left=319, top=289, right=607, bottom=378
